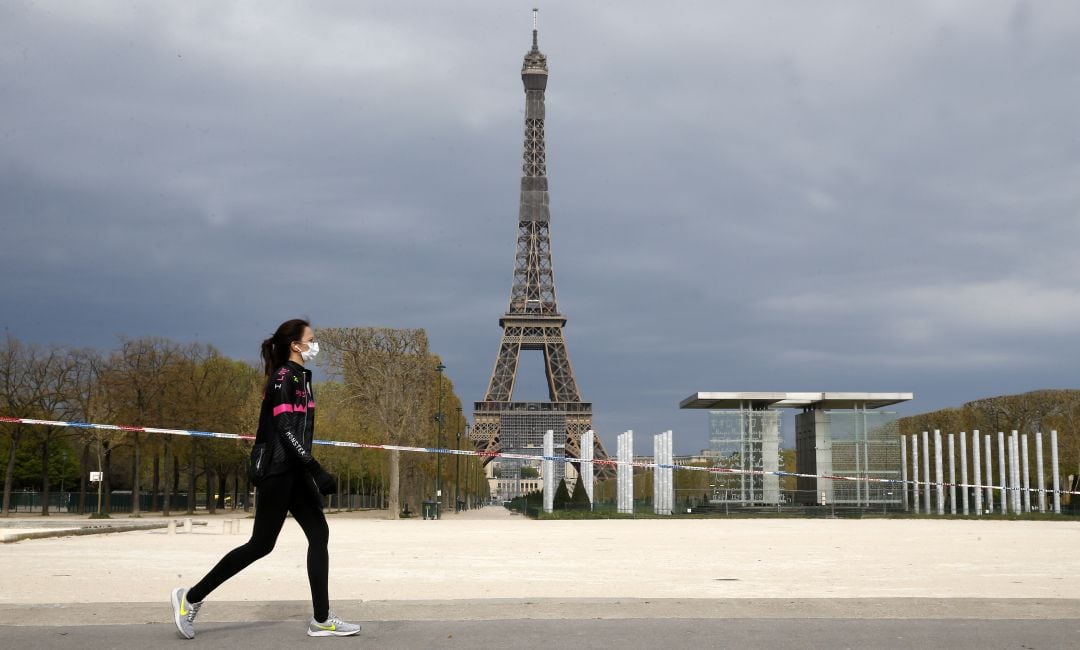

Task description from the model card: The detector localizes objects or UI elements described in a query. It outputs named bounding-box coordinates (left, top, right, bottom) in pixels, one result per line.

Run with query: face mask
left=299, top=341, right=319, bottom=362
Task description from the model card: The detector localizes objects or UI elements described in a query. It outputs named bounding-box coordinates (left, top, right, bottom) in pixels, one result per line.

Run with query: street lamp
left=455, top=407, right=462, bottom=512
left=435, top=362, right=445, bottom=518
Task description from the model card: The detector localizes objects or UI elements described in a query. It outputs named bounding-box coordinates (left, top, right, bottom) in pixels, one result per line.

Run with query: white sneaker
left=170, top=587, right=202, bottom=639
left=307, top=611, right=362, bottom=637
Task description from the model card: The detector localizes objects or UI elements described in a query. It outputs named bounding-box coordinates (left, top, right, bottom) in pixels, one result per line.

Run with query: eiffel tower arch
left=471, top=13, right=611, bottom=484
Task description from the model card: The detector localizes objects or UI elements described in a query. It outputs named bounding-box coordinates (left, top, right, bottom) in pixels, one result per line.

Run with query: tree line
left=0, top=328, right=486, bottom=518
left=898, top=389, right=1080, bottom=498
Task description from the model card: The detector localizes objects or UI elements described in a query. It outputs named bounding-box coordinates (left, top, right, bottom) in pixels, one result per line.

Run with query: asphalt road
left=3, top=618, right=1077, bottom=650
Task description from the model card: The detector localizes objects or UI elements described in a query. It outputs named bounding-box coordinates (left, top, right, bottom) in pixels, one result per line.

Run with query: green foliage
left=520, top=466, right=539, bottom=479
left=568, top=474, right=591, bottom=510
left=0, top=330, right=472, bottom=514
left=898, top=389, right=1080, bottom=481
left=505, top=489, right=542, bottom=515
left=552, top=478, right=570, bottom=510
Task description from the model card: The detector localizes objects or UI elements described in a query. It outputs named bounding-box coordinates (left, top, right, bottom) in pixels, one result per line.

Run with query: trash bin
left=422, top=500, right=438, bottom=520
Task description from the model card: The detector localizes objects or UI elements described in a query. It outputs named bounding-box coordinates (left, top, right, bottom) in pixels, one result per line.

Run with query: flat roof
left=679, top=392, right=914, bottom=410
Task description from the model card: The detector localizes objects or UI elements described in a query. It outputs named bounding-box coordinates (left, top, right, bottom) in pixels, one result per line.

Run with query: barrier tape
left=3, top=415, right=1078, bottom=497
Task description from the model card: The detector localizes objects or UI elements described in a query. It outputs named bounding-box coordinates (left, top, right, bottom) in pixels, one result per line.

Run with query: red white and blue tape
left=2, top=415, right=1077, bottom=497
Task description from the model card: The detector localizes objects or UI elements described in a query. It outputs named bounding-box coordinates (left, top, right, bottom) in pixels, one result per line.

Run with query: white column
left=616, top=432, right=622, bottom=512
left=959, top=432, right=968, bottom=515
left=652, top=433, right=659, bottom=515
left=617, top=430, right=633, bottom=514
left=997, top=432, right=1007, bottom=514
left=971, top=431, right=982, bottom=516
left=1020, top=433, right=1030, bottom=513
left=934, top=430, right=944, bottom=515
left=1051, top=430, right=1061, bottom=514
left=1036, top=432, right=1046, bottom=513
left=922, top=431, right=931, bottom=513
left=900, top=434, right=909, bottom=511
left=543, top=430, right=554, bottom=514
left=911, top=434, right=920, bottom=514
left=654, top=430, right=673, bottom=516
left=948, top=433, right=957, bottom=515
left=1011, top=431, right=1022, bottom=514
left=665, top=431, right=674, bottom=514
left=581, top=430, right=594, bottom=510
left=984, top=433, right=993, bottom=513
left=666, top=431, right=672, bottom=514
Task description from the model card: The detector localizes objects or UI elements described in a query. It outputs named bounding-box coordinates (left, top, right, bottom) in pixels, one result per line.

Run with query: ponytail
left=260, top=318, right=310, bottom=376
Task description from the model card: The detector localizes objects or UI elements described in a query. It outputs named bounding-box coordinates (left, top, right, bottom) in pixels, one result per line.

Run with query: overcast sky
left=3, top=1, right=1080, bottom=454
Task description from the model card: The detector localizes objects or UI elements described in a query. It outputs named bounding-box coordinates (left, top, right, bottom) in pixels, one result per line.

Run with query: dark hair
left=260, top=318, right=310, bottom=376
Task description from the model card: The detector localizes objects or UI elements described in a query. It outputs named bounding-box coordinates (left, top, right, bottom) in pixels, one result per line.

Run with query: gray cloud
left=3, top=1, right=1080, bottom=453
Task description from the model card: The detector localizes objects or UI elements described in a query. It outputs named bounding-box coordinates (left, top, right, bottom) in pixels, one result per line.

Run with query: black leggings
left=187, top=470, right=329, bottom=621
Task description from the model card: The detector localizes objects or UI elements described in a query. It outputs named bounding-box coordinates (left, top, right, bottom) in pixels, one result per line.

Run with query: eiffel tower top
left=518, top=9, right=551, bottom=227
left=522, top=9, right=548, bottom=81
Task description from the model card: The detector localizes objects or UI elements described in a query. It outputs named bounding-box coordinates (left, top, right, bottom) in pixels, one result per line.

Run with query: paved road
left=3, top=618, right=1077, bottom=649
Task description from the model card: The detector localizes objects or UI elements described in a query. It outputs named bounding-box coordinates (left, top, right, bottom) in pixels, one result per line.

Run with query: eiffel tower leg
left=543, top=337, right=580, bottom=403
left=486, top=335, right=522, bottom=403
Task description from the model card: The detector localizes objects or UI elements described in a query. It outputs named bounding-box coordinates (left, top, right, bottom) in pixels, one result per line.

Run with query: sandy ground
left=1, top=507, right=1078, bottom=605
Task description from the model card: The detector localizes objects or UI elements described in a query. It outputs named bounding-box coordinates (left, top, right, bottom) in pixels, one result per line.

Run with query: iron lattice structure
left=472, top=21, right=612, bottom=479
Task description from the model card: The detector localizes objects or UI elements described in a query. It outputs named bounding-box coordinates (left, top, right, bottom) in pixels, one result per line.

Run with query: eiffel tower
left=471, top=12, right=611, bottom=478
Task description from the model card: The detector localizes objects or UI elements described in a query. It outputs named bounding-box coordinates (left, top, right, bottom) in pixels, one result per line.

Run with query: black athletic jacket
left=255, top=360, right=317, bottom=478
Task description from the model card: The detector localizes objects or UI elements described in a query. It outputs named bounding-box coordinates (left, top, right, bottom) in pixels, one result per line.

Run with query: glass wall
left=708, top=409, right=781, bottom=505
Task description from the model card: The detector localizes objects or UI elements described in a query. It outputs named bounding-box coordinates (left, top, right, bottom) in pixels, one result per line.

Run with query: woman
left=171, top=318, right=361, bottom=639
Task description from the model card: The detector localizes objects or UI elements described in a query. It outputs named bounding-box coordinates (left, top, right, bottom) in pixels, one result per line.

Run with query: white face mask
left=298, top=341, right=319, bottom=362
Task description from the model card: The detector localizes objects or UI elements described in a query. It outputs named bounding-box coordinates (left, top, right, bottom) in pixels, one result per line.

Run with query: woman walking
left=171, top=318, right=361, bottom=639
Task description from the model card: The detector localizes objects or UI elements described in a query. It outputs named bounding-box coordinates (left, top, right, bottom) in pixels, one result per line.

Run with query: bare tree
left=1, top=335, right=81, bottom=516
left=98, top=338, right=187, bottom=516
left=318, top=327, right=434, bottom=519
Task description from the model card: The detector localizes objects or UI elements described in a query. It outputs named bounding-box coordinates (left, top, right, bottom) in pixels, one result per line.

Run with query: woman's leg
left=186, top=472, right=293, bottom=603
left=288, top=473, right=330, bottom=622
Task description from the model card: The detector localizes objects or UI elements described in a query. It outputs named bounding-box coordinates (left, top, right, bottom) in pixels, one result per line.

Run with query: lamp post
left=435, top=362, right=445, bottom=518
left=455, top=407, right=462, bottom=512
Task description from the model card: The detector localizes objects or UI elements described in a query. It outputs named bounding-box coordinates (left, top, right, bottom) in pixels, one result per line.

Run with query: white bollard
left=183, top=518, right=192, bottom=534
left=997, top=432, right=1007, bottom=514
left=921, top=431, right=931, bottom=514
left=971, top=431, right=982, bottom=516
left=167, top=519, right=177, bottom=535
left=948, top=433, right=957, bottom=515
left=934, top=430, right=944, bottom=516
left=1036, top=432, right=1046, bottom=513
left=911, top=434, right=920, bottom=514
left=900, top=434, right=909, bottom=511
left=1051, top=430, right=1061, bottom=514
left=1021, top=434, right=1030, bottom=513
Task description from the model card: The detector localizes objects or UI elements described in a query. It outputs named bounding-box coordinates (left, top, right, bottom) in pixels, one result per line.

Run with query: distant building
left=681, top=392, right=913, bottom=507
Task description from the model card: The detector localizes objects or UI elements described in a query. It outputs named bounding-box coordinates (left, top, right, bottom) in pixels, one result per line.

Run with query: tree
left=569, top=474, right=591, bottom=511
left=552, top=478, right=570, bottom=510
left=0, top=335, right=84, bottom=516
left=98, top=338, right=187, bottom=516
left=317, top=327, right=436, bottom=520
